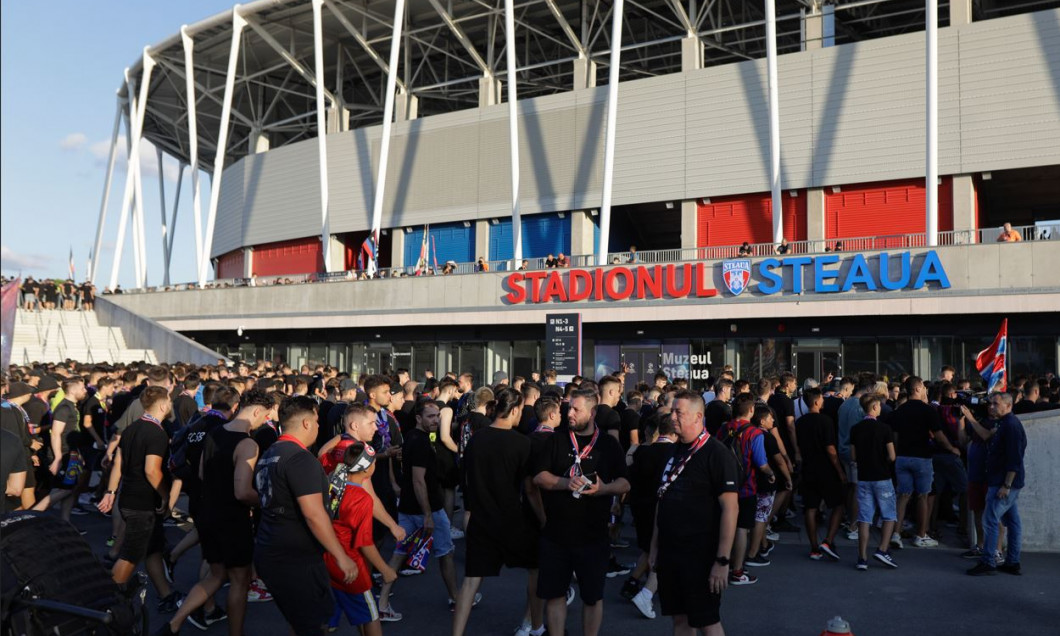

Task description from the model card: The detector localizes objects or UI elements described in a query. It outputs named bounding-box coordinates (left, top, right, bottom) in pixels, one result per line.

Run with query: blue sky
left=1, top=1, right=234, bottom=287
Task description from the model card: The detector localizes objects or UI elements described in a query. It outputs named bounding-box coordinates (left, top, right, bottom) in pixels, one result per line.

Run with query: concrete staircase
left=11, top=309, right=157, bottom=365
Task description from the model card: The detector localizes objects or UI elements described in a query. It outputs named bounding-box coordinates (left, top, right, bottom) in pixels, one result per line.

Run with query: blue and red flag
left=357, top=232, right=378, bottom=277
left=975, top=319, right=1007, bottom=393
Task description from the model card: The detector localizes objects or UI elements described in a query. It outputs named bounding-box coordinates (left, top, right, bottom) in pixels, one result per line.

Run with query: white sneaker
left=450, top=527, right=465, bottom=540
left=913, top=535, right=939, bottom=548
left=513, top=619, right=532, bottom=636
left=890, top=535, right=904, bottom=550
left=632, top=588, right=656, bottom=619
left=765, top=527, right=780, bottom=542
left=846, top=528, right=860, bottom=541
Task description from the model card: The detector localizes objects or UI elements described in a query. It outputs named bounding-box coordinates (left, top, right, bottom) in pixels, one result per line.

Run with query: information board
left=545, top=313, right=582, bottom=382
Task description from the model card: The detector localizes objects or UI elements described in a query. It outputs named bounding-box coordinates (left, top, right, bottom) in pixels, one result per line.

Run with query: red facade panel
left=251, top=237, right=323, bottom=277
left=215, top=250, right=245, bottom=280
left=825, top=177, right=954, bottom=239
left=696, top=191, right=807, bottom=248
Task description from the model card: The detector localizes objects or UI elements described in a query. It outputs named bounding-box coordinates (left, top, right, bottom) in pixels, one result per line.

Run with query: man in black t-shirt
left=33, top=377, right=88, bottom=523
left=377, top=399, right=458, bottom=621
left=850, top=395, right=899, bottom=569
left=253, top=396, right=356, bottom=635
left=518, top=382, right=541, bottom=435
left=703, top=379, right=733, bottom=436
left=891, top=376, right=959, bottom=549
left=652, top=390, right=739, bottom=634
left=97, top=387, right=183, bottom=612
left=533, top=389, right=629, bottom=636
left=1, top=429, right=27, bottom=512
left=171, top=376, right=201, bottom=429
left=795, top=388, right=847, bottom=561
left=620, top=392, right=643, bottom=451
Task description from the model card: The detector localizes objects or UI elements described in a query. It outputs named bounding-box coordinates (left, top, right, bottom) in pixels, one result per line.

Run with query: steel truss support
left=766, top=0, right=783, bottom=243
left=90, top=94, right=124, bottom=283
left=165, top=163, right=186, bottom=284
left=131, top=49, right=156, bottom=289
left=200, top=7, right=247, bottom=288
left=312, top=0, right=334, bottom=271
left=505, top=0, right=522, bottom=262
left=597, top=0, right=625, bottom=266
left=369, top=0, right=406, bottom=246
left=925, top=0, right=938, bottom=246
left=182, top=26, right=206, bottom=274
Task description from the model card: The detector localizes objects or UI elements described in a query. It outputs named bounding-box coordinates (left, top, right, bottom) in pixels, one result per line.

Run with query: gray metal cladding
left=211, top=9, right=1060, bottom=257
left=211, top=163, right=244, bottom=256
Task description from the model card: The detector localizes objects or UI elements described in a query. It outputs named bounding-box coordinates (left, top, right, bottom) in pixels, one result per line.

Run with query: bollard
left=820, top=615, right=853, bottom=635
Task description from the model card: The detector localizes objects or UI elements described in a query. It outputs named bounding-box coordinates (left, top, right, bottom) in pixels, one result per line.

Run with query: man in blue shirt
left=965, top=392, right=1026, bottom=576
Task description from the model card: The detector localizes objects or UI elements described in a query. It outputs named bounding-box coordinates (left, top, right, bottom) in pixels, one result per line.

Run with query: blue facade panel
left=488, top=214, right=572, bottom=261
left=404, top=222, right=475, bottom=267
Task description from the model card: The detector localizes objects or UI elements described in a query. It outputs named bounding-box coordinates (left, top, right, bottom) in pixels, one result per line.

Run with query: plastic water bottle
left=820, top=616, right=853, bottom=636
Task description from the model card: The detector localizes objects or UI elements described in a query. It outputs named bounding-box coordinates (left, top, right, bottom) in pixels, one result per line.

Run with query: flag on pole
left=431, top=234, right=439, bottom=273
left=414, top=225, right=430, bottom=275
left=975, top=319, right=1008, bottom=393
left=357, top=233, right=378, bottom=277
left=68, top=247, right=76, bottom=280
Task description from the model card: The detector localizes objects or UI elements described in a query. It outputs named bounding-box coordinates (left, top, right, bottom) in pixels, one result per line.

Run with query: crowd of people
left=1, top=358, right=1053, bottom=635
left=5, top=275, right=97, bottom=311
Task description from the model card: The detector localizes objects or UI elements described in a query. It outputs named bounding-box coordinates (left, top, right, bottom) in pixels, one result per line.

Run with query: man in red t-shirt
left=325, top=442, right=397, bottom=635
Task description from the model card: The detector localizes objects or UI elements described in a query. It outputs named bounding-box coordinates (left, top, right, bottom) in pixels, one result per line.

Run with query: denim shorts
left=394, top=510, right=454, bottom=558
left=895, top=456, right=933, bottom=495
left=856, top=480, right=897, bottom=523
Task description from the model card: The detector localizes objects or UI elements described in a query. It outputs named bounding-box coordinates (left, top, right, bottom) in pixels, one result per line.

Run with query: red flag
left=975, top=319, right=1008, bottom=393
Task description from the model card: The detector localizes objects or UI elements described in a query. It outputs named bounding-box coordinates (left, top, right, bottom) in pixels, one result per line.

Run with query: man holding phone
left=533, top=388, right=630, bottom=636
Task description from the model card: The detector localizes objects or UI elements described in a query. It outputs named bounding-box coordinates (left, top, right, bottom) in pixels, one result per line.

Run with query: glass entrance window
left=513, top=341, right=540, bottom=381
left=843, top=339, right=877, bottom=376
left=792, top=343, right=842, bottom=387
left=413, top=345, right=435, bottom=381
left=621, top=346, right=662, bottom=392
left=457, top=343, right=485, bottom=387
left=878, top=338, right=914, bottom=381
left=733, top=340, right=762, bottom=381
left=392, top=343, right=413, bottom=378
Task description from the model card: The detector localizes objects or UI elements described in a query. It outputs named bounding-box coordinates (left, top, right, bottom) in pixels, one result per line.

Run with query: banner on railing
left=503, top=251, right=950, bottom=304
left=1, top=277, right=19, bottom=368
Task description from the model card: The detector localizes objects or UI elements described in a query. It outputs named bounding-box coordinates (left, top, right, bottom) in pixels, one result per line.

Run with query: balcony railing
left=116, top=223, right=1054, bottom=293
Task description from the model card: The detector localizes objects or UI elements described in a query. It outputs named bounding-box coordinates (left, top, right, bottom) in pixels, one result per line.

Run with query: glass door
left=620, top=346, right=662, bottom=391
left=792, top=340, right=842, bottom=387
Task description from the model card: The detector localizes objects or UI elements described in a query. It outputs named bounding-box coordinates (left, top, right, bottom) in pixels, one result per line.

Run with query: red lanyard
left=569, top=427, right=600, bottom=477
left=657, top=431, right=710, bottom=498
left=278, top=433, right=307, bottom=450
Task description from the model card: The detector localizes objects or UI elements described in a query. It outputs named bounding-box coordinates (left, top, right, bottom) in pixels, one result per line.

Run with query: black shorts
left=118, top=509, right=166, bottom=564
left=657, top=549, right=721, bottom=628
left=255, top=553, right=334, bottom=636
left=536, top=536, right=608, bottom=605
left=737, top=496, right=756, bottom=530
left=631, top=502, right=656, bottom=553
left=801, top=477, right=844, bottom=510
left=465, top=522, right=537, bottom=577
left=200, top=513, right=254, bottom=567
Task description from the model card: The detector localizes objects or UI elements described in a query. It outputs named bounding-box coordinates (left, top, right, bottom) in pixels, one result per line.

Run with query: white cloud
left=86, top=136, right=182, bottom=184
left=60, top=132, right=88, bottom=150
left=1, top=245, right=54, bottom=273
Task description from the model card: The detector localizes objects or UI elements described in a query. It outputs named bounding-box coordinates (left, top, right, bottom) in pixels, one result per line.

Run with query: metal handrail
left=119, top=223, right=1053, bottom=292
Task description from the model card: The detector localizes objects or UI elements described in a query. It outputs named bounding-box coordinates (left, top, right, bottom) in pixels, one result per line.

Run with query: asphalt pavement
left=61, top=501, right=1060, bottom=636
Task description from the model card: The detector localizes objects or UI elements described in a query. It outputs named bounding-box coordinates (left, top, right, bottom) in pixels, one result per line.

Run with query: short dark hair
left=903, top=376, right=924, bottom=397
left=140, top=385, right=170, bottom=411
left=488, top=387, right=523, bottom=420
left=733, top=393, right=757, bottom=418
left=183, top=376, right=201, bottom=391
left=210, top=387, right=240, bottom=411
left=859, top=394, right=881, bottom=412
left=146, top=366, right=170, bottom=385
left=413, top=396, right=440, bottom=419
left=751, top=404, right=776, bottom=427
left=279, top=395, right=318, bottom=429
left=803, top=387, right=823, bottom=405
left=343, top=402, right=375, bottom=425
left=363, top=374, right=391, bottom=394
left=61, top=376, right=84, bottom=392
left=521, top=382, right=541, bottom=400
left=535, top=396, right=560, bottom=422
left=238, top=388, right=273, bottom=410
left=599, top=375, right=622, bottom=393
left=570, top=388, right=599, bottom=410
left=672, top=389, right=705, bottom=413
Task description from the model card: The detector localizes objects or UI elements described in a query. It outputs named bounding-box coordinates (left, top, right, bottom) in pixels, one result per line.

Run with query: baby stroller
left=1, top=512, right=148, bottom=635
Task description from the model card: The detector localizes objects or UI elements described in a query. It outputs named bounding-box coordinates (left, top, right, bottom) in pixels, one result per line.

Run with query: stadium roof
left=123, top=0, right=1052, bottom=172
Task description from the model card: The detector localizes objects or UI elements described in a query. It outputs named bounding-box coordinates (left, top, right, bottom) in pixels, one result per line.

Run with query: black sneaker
left=760, top=540, right=776, bottom=558
left=187, top=608, right=209, bottom=631
left=745, top=554, right=771, bottom=567
left=156, top=591, right=184, bottom=614
left=606, top=557, right=632, bottom=578
left=966, top=562, right=997, bottom=576
left=204, top=606, right=227, bottom=625
left=818, top=541, right=840, bottom=560
left=997, top=562, right=1021, bottom=576
left=619, top=577, right=641, bottom=601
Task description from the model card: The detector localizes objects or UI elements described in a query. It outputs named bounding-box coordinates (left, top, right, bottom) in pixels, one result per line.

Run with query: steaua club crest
left=722, top=260, right=752, bottom=296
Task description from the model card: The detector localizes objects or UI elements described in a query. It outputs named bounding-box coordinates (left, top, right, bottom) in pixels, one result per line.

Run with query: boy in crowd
left=850, top=395, right=899, bottom=570
left=326, top=442, right=396, bottom=635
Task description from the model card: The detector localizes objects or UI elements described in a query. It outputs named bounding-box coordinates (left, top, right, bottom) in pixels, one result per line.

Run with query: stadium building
left=94, top=0, right=1060, bottom=387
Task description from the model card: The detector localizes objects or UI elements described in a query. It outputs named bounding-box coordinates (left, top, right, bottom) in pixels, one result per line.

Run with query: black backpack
left=720, top=423, right=750, bottom=489
left=168, top=412, right=209, bottom=482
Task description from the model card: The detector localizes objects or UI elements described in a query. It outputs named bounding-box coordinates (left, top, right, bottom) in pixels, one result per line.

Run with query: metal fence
left=118, top=224, right=1052, bottom=293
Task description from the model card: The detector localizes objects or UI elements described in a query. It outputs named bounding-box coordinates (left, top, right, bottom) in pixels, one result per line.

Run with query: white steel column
left=165, top=163, right=186, bottom=283
left=596, top=0, right=624, bottom=266
left=108, top=101, right=137, bottom=291
left=156, top=147, right=171, bottom=285
left=89, top=94, right=124, bottom=283
left=181, top=26, right=205, bottom=274
left=131, top=50, right=156, bottom=288
left=504, top=0, right=522, bottom=262
left=766, top=0, right=784, bottom=244
left=199, top=8, right=247, bottom=287
left=125, top=76, right=144, bottom=287
left=312, top=0, right=333, bottom=272
left=925, top=0, right=939, bottom=247
left=369, top=0, right=406, bottom=244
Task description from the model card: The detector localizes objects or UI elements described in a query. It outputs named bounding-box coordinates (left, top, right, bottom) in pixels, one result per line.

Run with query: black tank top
left=201, top=426, right=250, bottom=519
